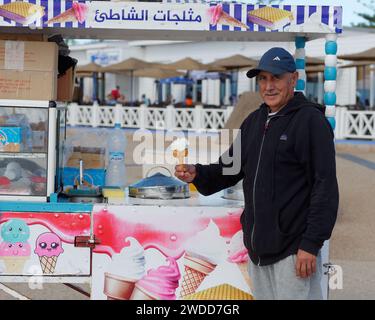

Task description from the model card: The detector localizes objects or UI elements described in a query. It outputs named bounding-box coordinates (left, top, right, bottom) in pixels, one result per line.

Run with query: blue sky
left=239, top=0, right=372, bottom=26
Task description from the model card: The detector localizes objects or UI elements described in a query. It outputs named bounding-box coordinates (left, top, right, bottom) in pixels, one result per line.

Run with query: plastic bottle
left=105, top=123, right=127, bottom=189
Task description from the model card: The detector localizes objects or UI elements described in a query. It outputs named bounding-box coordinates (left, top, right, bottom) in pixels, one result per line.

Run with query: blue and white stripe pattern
left=0, top=0, right=86, bottom=28
left=207, top=4, right=342, bottom=33
left=324, top=33, right=338, bottom=130
left=0, top=1, right=342, bottom=33
left=294, top=36, right=306, bottom=93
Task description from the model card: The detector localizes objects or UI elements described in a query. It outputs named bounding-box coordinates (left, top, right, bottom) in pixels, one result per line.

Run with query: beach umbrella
left=338, top=47, right=375, bottom=61
left=211, top=54, right=258, bottom=70
left=133, top=68, right=184, bottom=79
left=102, top=58, right=153, bottom=103
left=160, top=57, right=208, bottom=71
left=338, top=49, right=375, bottom=108
left=76, top=62, right=104, bottom=73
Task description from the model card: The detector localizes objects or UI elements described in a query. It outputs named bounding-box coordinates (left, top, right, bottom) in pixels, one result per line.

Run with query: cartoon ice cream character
left=130, top=257, right=181, bottom=300
left=34, top=233, right=64, bottom=274
left=104, top=237, right=146, bottom=300
left=207, top=4, right=249, bottom=30
left=1, top=219, right=30, bottom=244
left=179, top=219, right=226, bottom=298
left=0, top=242, right=31, bottom=273
left=171, top=138, right=189, bottom=165
left=46, top=1, right=88, bottom=24
left=227, top=230, right=252, bottom=290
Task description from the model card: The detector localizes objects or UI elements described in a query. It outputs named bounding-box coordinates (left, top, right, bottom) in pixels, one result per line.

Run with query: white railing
left=67, top=102, right=234, bottom=131
left=336, top=108, right=375, bottom=140
left=66, top=103, right=375, bottom=140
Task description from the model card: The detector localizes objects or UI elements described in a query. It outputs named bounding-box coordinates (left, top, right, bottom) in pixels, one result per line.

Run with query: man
left=111, top=85, right=121, bottom=101
left=174, top=47, right=339, bottom=300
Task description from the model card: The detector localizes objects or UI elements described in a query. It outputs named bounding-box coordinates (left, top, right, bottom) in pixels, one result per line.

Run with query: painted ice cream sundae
left=46, top=1, right=88, bottom=25
left=130, top=257, right=181, bottom=300
left=207, top=4, right=249, bottom=29
left=0, top=241, right=31, bottom=273
left=34, top=232, right=64, bottom=274
left=1, top=218, right=30, bottom=243
left=180, top=219, right=226, bottom=297
left=0, top=219, right=31, bottom=273
left=103, top=237, right=146, bottom=300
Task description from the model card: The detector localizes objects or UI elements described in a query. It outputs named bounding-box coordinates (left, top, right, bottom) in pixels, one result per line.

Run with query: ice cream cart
left=0, top=0, right=342, bottom=300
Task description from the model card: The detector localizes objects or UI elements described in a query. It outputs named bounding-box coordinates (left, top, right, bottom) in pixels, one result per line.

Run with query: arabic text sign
left=89, top=2, right=209, bottom=31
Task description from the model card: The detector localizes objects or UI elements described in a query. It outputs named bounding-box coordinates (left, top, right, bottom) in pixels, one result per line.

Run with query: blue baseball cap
left=246, top=47, right=296, bottom=78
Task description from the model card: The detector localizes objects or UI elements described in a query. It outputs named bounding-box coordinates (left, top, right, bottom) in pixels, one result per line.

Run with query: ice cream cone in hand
left=173, top=148, right=188, bottom=165
left=208, top=4, right=249, bottom=29
left=171, top=138, right=189, bottom=164
left=46, top=2, right=88, bottom=24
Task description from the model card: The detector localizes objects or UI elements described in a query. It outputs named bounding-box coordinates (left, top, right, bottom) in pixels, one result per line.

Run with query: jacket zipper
left=251, top=114, right=282, bottom=266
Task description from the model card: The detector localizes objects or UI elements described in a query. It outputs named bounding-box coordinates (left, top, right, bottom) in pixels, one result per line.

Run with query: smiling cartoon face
left=1, top=219, right=30, bottom=243
left=0, top=242, right=31, bottom=257
left=34, top=233, right=64, bottom=258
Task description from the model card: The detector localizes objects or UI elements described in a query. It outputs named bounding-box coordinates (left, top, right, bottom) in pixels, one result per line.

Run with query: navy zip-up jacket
left=192, top=92, right=339, bottom=266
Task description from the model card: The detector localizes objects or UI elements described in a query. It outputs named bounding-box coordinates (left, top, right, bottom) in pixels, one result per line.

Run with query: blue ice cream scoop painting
left=1, top=219, right=30, bottom=243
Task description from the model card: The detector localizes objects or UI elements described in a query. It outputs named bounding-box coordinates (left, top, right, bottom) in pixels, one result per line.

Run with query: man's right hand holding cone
left=174, top=164, right=196, bottom=183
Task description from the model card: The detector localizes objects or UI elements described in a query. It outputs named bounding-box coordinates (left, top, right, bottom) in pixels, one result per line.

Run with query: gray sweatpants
left=248, top=252, right=323, bottom=300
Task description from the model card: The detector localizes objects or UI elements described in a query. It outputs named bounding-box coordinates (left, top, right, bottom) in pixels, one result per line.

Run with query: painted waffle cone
left=179, top=253, right=216, bottom=298
left=39, top=256, right=58, bottom=274
left=2, top=256, right=28, bottom=273
left=219, top=12, right=249, bottom=29
left=103, top=272, right=137, bottom=300
left=130, top=284, right=157, bottom=300
left=237, top=261, right=253, bottom=290
left=46, top=8, right=76, bottom=24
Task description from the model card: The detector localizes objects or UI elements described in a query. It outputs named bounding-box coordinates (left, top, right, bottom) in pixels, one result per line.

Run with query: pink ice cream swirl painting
left=207, top=4, right=248, bottom=30
left=130, top=257, right=181, bottom=300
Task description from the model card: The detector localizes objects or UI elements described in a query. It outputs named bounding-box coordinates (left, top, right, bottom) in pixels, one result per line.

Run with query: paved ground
left=1, top=132, right=374, bottom=300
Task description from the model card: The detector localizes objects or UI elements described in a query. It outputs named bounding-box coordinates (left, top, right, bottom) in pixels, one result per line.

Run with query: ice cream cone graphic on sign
left=0, top=242, right=31, bottom=273
left=103, top=237, right=146, bottom=300
left=207, top=4, right=249, bottom=29
left=179, top=220, right=226, bottom=298
left=227, top=230, right=253, bottom=290
left=46, top=1, right=88, bottom=24
left=130, top=257, right=181, bottom=300
left=0, top=219, right=31, bottom=274
left=180, top=252, right=216, bottom=298
left=34, top=233, right=64, bottom=274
